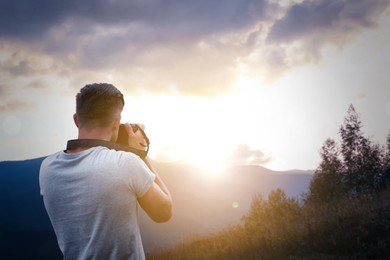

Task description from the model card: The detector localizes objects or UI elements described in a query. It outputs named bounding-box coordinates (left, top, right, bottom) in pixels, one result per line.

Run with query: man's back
left=39, top=146, right=155, bottom=260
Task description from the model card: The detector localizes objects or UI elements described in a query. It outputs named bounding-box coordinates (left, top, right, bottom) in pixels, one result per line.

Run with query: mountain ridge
left=0, top=156, right=313, bottom=258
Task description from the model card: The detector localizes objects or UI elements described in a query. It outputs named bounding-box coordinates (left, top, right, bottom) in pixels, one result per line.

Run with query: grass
left=147, top=189, right=390, bottom=259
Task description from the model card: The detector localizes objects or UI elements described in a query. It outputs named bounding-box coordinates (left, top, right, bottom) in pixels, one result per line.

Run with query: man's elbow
left=151, top=203, right=172, bottom=223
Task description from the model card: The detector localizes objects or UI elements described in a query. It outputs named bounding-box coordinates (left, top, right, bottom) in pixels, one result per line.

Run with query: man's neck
left=78, top=127, right=112, bottom=141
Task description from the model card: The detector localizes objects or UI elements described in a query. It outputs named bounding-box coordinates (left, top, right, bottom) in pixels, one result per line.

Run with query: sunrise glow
left=0, top=0, right=389, bottom=173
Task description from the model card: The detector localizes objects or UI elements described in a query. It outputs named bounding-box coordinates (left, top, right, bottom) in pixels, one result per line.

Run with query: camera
left=117, top=124, right=139, bottom=145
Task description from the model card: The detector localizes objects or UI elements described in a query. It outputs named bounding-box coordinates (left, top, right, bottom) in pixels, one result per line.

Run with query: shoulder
left=95, top=147, right=142, bottom=164
left=91, top=147, right=151, bottom=175
left=40, top=151, right=63, bottom=168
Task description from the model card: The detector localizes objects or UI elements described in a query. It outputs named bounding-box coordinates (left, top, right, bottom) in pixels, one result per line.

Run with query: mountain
left=0, top=157, right=313, bottom=259
left=0, top=157, right=62, bottom=259
left=140, top=162, right=313, bottom=252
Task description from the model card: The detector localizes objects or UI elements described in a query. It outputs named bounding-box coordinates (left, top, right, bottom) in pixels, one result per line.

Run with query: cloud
left=268, top=0, right=389, bottom=43
left=0, top=0, right=270, bottom=40
left=0, top=99, right=33, bottom=113
left=0, top=42, right=73, bottom=114
left=0, top=0, right=389, bottom=97
left=228, top=144, right=273, bottom=166
left=38, top=0, right=272, bottom=69
left=231, top=0, right=388, bottom=82
left=0, top=0, right=275, bottom=96
left=265, top=0, right=390, bottom=63
left=0, top=44, right=66, bottom=74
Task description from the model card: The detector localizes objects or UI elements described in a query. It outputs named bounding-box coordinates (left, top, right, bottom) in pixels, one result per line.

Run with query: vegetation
left=147, top=105, right=390, bottom=259
left=306, top=105, right=390, bottom=203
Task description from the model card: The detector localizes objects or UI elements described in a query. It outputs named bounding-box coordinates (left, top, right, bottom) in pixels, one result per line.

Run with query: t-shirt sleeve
left=39, top=154, right=55, bottom=196
left=121, top=153, right=156, bottom=198
left=39, top=158, right=47, bottom=196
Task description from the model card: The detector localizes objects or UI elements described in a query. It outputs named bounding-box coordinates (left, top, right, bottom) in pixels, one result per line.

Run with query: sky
left=1, top=0, right=390, bottom=171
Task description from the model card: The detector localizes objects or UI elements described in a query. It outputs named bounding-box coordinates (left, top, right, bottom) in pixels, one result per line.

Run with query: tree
left=378, top=131, right=390, bottom=190
left=306, top=138, right=345, bottom=204
left=243, top=189, right=301, bottom=254
left=339, top=105, right=364, bottom=174
left=339, top=105, right=382, bottom=195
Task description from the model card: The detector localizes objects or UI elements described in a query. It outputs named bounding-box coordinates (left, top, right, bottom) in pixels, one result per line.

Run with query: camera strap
left=66, top=139, right=148, bottom=158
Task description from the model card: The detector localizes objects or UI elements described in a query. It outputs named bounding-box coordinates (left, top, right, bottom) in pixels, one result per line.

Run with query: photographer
left=39, top=83, right=172, bottom=259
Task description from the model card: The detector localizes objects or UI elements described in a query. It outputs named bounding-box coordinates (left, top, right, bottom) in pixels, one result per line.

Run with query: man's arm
left=138, top=157, right=172, bottom=223
left=124, top=123, right=172, bottom=222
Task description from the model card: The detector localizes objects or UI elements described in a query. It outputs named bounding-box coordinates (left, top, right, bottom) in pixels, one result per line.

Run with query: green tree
left=339, top=105, right=382, bottom=195
left=243, top=189, right=301, bottom=256
left=306, top=138, right=345, bottom=204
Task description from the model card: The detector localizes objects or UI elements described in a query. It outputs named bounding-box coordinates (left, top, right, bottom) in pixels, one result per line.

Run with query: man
left=39, top=83, right=172, bottom=259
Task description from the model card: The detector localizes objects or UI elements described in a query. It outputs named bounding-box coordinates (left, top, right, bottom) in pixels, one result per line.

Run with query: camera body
left=116, top=124, right=139, bottom=145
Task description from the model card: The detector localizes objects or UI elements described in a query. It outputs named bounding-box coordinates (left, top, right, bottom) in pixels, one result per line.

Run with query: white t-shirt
left=39, top=146, right=155, bottom=260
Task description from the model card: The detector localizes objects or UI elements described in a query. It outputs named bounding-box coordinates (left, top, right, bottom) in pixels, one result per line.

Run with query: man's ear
left=112, top=116, right=121, bottom=131
left=110, top=116, right=121, bottom=142
left=73, top=114, right=79, bottom=128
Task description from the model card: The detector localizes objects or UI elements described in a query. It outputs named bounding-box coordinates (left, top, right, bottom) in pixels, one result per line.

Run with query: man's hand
left=124, top=123, right=147, bottom=150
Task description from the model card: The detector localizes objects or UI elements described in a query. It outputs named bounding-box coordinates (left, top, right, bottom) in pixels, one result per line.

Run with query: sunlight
left=118, top=25, right=390, bottom=172
left=182, top=145, right=228, bottom=176
left=122, top=94, right=245, bottom=175
left=121, top=70, right=313, bottom=173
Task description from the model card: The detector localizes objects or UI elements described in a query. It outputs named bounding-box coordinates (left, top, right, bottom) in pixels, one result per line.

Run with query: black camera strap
left=66, top=139, right=148, bottom=158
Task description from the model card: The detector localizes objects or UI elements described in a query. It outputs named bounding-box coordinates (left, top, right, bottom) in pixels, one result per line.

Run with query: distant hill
left=0, top=157, right=313, bottom=259
left=140, top=162, right=313, bottom=252
left=0, top=157, right=62, bottom=259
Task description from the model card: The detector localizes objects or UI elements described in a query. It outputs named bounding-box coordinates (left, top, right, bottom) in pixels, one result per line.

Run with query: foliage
left=378, top=131, right=390, bottom=190
left=242, top=189, right=302, bottom=258
left=306, top=138, right=345, bottom=204
left=339, top=105, right=384, bottom=195
left=308, top=105, right=388, bottom=202
left=147, top=190, right=390, bottom=259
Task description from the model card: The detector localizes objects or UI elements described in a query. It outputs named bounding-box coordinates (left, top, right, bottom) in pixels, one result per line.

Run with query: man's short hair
left=76, top=83, right=124, bottom=128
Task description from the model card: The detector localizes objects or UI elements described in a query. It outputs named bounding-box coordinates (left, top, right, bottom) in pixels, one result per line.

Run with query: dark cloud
left=0, top=0, right=272, bottom=88
left=229, top=144, right=273, bottom=166
left=253, top=0, right=390, bottom=81
left=0, top=0, right=269, bottom=40
left=0, top=0, right=72, bottom=38
left=268, top=0, right=390, bottom=43
left=0, top=0, right=389, bottom=97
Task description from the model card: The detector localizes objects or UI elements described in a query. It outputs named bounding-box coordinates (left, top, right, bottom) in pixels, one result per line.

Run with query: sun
left=182, top=145, right=229, bottom=175
left=122, top=94, right=238, bottom=174
left=121, top=76, right=292, bottom=174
